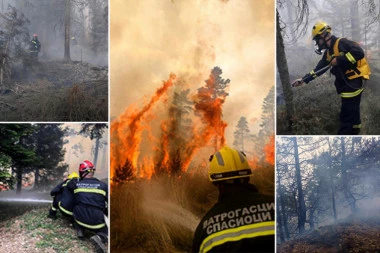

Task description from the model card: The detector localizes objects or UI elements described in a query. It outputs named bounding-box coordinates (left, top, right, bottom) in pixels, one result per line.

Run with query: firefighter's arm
left=50, top=181, right=64, bottom=196
left=335, top=38, right=365, bottom=69
left=293, top=52, right=330, bottom=87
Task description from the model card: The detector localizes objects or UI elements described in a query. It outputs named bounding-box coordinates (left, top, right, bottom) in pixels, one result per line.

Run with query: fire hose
left=0, top=197, right=109, bottom=227
left=291, top=64, right=331, bottom=87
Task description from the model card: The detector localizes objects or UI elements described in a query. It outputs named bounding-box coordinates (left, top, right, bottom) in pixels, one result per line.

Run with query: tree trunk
left=276, top=9, right=294, bottom=131
left=350, top=0, right=360, bottom=42
left=34, top=167, right=39, bottom=190
left=16, top=167, right=22, bottom=194
left=327, top=140, right=337, bottom=222
left=64, top=0, right=71, bottom=62
left=292, top=137, right=306, bottom=233
left=277, top=171, right=290, bottom=241
left=93, top=137, right=100, bottom=167
left=340, top=137, right=356, bottom=214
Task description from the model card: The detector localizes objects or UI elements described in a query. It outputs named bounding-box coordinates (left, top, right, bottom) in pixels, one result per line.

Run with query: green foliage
left=80, top=123, right=108, bottom=140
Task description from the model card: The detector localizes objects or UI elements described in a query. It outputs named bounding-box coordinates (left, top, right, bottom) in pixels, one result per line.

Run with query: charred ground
left=0, top=60, right=108, bottom=121
left=277, top=216, right=380, bottom=253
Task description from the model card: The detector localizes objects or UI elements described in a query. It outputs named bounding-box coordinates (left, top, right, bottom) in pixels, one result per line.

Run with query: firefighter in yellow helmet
left=292, top=21, right=371, bottom=135
left=48, top=172, right=79, bottom=219
left=192, top=146, right=275, bottom=253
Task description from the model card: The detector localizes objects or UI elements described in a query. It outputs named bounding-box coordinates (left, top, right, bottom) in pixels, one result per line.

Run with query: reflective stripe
left=214, top=151, right=224, bottom=166
left=340, top=88, right=364, bottom=98
left=199, top=221, right=275, bottom=253
left=353, top=124, right=361, bottom=129
left=74, top=188, right=106, bottom=196
left=345, top=52, right=356, bottom=64
left=59, top=202, right=73, bottom=216
left=75, top=219, right=105, bottom=229
left=237, top=151, right=246, bottom=163
left=310, top=70, right=317, bottom=78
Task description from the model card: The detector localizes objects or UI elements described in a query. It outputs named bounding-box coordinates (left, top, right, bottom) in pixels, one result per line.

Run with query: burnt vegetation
left=276, top=137, right=380, bottom=252
left=0, top=1, right=108, bottom=121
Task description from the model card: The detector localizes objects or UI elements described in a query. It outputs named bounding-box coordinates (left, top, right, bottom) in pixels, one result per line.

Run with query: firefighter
left=192, top=146, right=275, bottom=253
left=48, top=172, right=79, bottom=219
left=30, top=34, right=41, bottom=60
left=58, top=172, right=79, bottom=217
left=292, top=21, right=371, bottom=135
left=67, top=160, right=108, bottom=253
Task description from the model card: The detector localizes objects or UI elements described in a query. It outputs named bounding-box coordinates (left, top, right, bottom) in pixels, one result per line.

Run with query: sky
left=110, top=0, right=275, bottom=143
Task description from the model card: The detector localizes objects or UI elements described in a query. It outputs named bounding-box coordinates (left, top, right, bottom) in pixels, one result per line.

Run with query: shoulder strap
left=333, top=38, right=341, bottom=57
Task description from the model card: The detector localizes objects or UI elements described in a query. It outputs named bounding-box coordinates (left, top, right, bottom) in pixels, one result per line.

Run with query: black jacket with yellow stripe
left=67, top=177, right=108, bottom=230
left=192, top=184, right=275, bottom=253
left=57, top=178, right=78, bottom=216
left=303, top=35, right=370, bottom=98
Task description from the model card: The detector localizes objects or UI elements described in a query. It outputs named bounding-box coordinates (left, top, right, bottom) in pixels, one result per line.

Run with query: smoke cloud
left=111, top=0, right=274, bottom=140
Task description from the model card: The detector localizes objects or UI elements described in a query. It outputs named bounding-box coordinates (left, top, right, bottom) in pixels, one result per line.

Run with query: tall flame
left=111, top=67, right=231, bottom=180
left=264, top=134, right=275, bottom=165
left=111, top=73, right=176, bottom=179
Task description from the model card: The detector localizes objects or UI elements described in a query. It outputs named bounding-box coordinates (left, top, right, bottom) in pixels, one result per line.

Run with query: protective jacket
left=50, top=180, right=67, bottom=213
left=30, top=38, right=41, bottom=53
left=58, top=178, right=78, bottom=216
left=302, top=35, right=371, bottom=98
left=67, top=177, right=108, bottom=230
left=192, top=184, right=275, bottom=253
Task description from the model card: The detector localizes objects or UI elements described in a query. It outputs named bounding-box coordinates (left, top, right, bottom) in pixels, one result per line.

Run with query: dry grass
left=110, top=164, right=274, bottom=252
left=110, top=171, right=217, bottom=252
left=0, top=80, right=107, bottom=121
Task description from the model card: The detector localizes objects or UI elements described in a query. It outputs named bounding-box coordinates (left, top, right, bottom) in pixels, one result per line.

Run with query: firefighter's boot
left=76, top=225, right=84, bottom=238
left=90, top=234, right=107, bottom=253
left=47, top=208, right=57, bottom=219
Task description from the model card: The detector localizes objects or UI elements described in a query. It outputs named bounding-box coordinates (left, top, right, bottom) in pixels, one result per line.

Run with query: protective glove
left=291, top=78, right=304, bottom=87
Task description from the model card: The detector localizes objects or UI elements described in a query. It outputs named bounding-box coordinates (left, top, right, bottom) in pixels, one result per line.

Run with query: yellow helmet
left=312, top=21, right=331, bottom=40
left=208, top=146, right=252, bottom=182
left=68, top=172, right=79, bottom=179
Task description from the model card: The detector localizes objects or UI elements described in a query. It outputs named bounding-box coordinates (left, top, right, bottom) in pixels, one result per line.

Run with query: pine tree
left=233, top=116, right=250, bottom=153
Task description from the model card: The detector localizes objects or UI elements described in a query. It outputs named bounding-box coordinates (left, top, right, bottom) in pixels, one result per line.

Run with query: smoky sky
left=110, top=0, right=274, bottom=143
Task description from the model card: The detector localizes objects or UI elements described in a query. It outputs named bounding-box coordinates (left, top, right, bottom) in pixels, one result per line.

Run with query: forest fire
left=111, top=73, right=176, bottom=179
left=264, top=135, right=275, bottom=165
left=111, top=67, right=274, bottom=182
left=111, top=67, right=235, bottom=181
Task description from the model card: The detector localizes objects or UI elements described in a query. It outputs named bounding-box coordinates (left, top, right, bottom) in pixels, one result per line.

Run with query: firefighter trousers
left=338, top=93, right=362, bottom=135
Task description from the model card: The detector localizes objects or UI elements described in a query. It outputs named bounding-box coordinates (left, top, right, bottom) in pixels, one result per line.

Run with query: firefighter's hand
left=330, top=57, right=338, bottom=66
left=291, top=78, right=304, bottom=87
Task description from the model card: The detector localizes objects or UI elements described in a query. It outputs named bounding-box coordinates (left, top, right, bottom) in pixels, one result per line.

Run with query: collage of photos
left=0, top=0, right=379, bottom=253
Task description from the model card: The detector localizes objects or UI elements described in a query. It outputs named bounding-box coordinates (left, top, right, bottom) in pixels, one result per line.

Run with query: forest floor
left=277, top=216, right=380, bottom=253
left=0, top=59, right=108, bottom=122
left=0, top=191, right=101, bottom=252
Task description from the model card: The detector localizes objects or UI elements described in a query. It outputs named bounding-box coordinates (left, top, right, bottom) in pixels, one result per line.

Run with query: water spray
left=0, top=198, right=52, bottom=204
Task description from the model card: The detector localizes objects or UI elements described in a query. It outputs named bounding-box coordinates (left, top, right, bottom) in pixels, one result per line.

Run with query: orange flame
left=264, top=134, right=275, bottom=165
left=111, top=73, right=176, bottom=179
left=111, top=67, right=231, bottom=181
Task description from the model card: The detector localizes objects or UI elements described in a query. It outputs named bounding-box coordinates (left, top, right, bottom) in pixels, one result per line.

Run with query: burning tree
left=111, top=66, right=232, bottom=181
left=195, top=66, right=229, bottom=151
